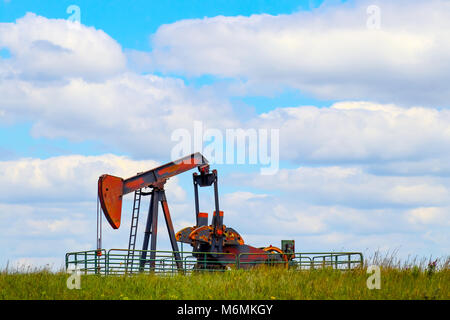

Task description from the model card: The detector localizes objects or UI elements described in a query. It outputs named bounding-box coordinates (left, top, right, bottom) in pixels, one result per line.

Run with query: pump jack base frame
left=139, top=188, right=183, bottom=271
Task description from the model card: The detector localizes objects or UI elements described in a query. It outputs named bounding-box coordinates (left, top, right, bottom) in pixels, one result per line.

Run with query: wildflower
left=426, top=259, right=438, bottom=276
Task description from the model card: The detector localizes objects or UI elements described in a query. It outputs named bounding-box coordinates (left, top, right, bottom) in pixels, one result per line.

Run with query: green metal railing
left=236, top=252, right=363, bottom=270
left=65, top=248, right=363, bottom=275
left=292, top=252, right=364, bottom=270
left=65, top=249, right=106, bottom=274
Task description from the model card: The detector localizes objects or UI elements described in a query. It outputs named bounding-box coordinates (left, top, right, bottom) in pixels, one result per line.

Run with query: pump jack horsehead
left=98, top=152, right=290, bottom=271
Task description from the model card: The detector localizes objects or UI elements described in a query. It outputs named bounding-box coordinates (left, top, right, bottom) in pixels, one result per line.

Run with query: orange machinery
left=98, top=153, right=288, bottom=270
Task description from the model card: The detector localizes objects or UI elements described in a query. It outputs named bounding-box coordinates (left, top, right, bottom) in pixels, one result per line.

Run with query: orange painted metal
left=189, top=225, right=213, bottom=244
left=175, top=226, right=195, bottom=242
left=263, top=245, right=289, bottom=263
left=176, top=224, right=245, bottom=246
left=198, top=212, right=208, bottom=218
left=161, top=200, right=176, bottom=236
left=98, top=174, right=124, bottom=229
left=223, top=227, right=244, bottom=245
left=124, top=177, right=145, bottom=191
left=157, top=162, right=199, bottom=176
left=98, top=153, right=210, bottom=231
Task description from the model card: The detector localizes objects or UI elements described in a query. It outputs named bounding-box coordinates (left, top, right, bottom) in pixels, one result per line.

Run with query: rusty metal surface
left=98, top=174, right=123, bottom=229
left=175, top=226, right=195, bottom=243
left=189, top=225, right=213, bottom=244
left=223, top=227, right=244, bottom=245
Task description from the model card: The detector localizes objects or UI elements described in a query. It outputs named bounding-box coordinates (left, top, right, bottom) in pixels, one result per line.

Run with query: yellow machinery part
left=263, top=245, right=289, bottom=266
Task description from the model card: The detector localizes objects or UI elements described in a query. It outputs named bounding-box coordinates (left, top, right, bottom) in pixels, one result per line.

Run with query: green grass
left=1, top=260, right=449, bottom=300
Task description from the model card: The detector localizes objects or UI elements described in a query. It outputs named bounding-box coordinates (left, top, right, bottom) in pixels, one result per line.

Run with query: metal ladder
left=126, top=189, right=142, bottom=273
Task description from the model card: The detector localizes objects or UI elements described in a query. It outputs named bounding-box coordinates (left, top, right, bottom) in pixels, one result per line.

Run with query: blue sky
left=0, top=0, right=449, bottom=269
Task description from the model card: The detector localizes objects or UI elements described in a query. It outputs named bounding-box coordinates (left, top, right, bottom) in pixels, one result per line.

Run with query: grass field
left=1, top=255, right=449, bottom=300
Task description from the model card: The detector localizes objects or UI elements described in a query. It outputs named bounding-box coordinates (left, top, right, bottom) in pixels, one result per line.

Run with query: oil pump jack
left=98, top=153, right=288, bottom=271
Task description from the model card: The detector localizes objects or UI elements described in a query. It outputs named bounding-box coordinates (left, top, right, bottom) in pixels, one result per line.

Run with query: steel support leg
left=139, top=188, right=185, bottom=272
left=160, top=191, right=183, bottom=271
left=140, top=190, right=157, bottom=271
left=148, top=190, right=159, bottom=270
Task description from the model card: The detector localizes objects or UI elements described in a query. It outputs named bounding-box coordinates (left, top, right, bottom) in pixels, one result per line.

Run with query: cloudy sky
left=0, top=0, right=449, bottom=269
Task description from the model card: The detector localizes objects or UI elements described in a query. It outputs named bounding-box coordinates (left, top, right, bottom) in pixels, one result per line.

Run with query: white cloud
left=0, top=154, right=186, bottom=203
left=3, top=14, right=450, bottom=168
left=251, top=101, right=450, bottom=165
left=0, top=14, right=238, bottom=159
left=146, top=0, right=450, bottom=106
left=6, top=257, right=65, bottom=272
left=406, top=207, right=450, bottom=226
left=0, top=201, right=96, bottom=268
left=231, top=165, right=450, bottom=208
left=366, top=157, right=450, bottom=177
left=0, top=72, right=237, bottom=159
left=223, top=191, right=410, bottom=235
left=216, top=163, right=450, bottom=258
left=0, top=13, right=126, bottom=80
left=26, top=218, right=90, bottom=235
left=223, top=191, right=268, bottom=203
left=219, top=190, right=449, bottom=259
